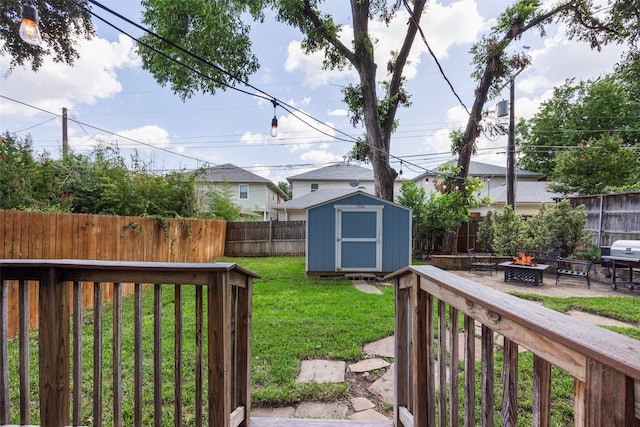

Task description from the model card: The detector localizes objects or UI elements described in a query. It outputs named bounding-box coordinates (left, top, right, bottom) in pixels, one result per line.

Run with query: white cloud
left=68, top=124, right=170, bottom=152
left=283, top=0, right=488, bottom=86
left=300, top=149, right=343, bottom=164
left=1, top=34, right=139, bottom=118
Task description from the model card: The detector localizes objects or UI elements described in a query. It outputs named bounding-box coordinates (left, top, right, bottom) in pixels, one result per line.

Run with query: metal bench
left=468, top=249, right=497, bottom=275
left=556, top=257, right=595, bottom=288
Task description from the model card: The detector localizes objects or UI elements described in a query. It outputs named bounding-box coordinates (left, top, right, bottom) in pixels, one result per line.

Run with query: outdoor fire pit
left=500, top=252, right=550, bottom=285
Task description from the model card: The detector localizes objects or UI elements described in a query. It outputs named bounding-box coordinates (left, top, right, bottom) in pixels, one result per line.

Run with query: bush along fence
left=0, top=210, right=227, bottom=339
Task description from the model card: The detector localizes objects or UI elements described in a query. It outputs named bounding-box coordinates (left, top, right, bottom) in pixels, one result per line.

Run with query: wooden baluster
left=450, top=306, right=460, bottom=427
left=438, top=299, right=447, bottom=426
left=19, top=280, right=30, bottom=425
left=0, top=278, right=9, bottom=424
left=481, top=324, right=494, bottom=427
left=195, top=285, right=203, bottom=427
left=113, top=282, right=123, bottom=427
left=464, top=315, right=476, bottom=427
left=502, top=337, right=518, bottom=427
left=134, top=283, right=143, bottom=427
left=154, top=283, right=163, bottom=427
left=235, top=278, right=253, bottom=426
left=175, top=284, right=183, bottom=427
left=533, top=355, right=551, bottom=427
left=72, top=281, right=83, bottom=426
left=394, top=277, right=410, bottom=425
left=93, top=281, right=103, bottom=425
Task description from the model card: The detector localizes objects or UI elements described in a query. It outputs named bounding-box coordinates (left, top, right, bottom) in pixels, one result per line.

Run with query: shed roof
left=305, top=190, right=411, bottom=211
left=275, top=189, right=360, bottom=210
left=287, top=162, right=374, bottom=182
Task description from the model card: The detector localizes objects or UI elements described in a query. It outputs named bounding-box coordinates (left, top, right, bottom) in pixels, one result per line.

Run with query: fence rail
left=0, top=211, right=227, bottom=340
left=225, top=221, right=305, bottom=257
left=0, top=259, right=256, bottom=427
left=390, top=265, right=640, bottom=426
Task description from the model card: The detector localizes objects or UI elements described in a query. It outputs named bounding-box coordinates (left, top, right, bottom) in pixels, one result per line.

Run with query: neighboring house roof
left=413, top=160, right=544, bottom=181
left=286, top=162, right=374, bottom=183
left=480, top=180, right=565, bottom=204
left=199, top=163, right=288, bottom=200
left=275, top=189, right=360, bottom=210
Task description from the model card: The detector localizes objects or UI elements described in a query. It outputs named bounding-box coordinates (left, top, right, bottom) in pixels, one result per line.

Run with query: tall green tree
left=517, top=72, right=640, bottom=176
left=452, top=0, right=640, bottom=192
left=548, top=136, right=639, bottom=195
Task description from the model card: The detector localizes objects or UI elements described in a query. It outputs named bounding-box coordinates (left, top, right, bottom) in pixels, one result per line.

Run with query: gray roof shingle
left=287, top=162, right=374, bottom=182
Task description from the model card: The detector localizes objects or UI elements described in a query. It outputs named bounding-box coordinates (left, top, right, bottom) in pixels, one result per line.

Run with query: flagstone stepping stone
left=351, top=396, right=375, bottom=412
left=368, top=363, right=394, bottom=404
left=295, top=401, right=349, bottom=419
left=354, top=283, right=383, bottom=294
left=351, top=408, right=389, bottom=421
left=296, top=360, right=346, bottom=383
left=349, top=358, right=390, bottom=373
left=251, top=406, right=295, bottom=418
left=364, top=335, right=394, bottom=358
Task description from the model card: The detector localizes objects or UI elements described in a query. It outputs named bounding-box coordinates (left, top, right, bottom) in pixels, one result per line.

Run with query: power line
left=0, top=94, right=212, bottom=165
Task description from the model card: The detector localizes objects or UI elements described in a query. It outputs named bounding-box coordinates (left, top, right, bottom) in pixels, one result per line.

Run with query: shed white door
left=335, top=205, right=383, bottom=272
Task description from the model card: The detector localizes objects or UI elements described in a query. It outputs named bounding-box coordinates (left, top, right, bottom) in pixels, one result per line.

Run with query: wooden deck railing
left=389, top=265, right=640, bottom=427
left=0, top=259, right=257, bottom=427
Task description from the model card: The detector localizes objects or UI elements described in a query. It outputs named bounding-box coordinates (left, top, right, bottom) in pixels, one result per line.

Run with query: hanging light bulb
left=399, top=161, right=403, bottom=178
left=270, top=99, right=278, bottom=137
left=19, top=2, right=43, bottom=46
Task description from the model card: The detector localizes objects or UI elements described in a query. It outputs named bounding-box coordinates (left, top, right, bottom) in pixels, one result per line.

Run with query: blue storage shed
left=305, top=191, right=412, bottom=276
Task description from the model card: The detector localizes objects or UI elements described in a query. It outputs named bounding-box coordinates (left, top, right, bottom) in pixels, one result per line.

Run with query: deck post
left=585, top=358, right=636, bottom=426
left=209, top=271, right=231, bottom=427
left=38, top=267, right=70, bottom=427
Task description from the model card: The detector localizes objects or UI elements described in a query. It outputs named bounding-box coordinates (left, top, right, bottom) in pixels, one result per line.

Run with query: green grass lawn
left=6, top=256, right=638, bottom=425
left=218, top=257, right=395, bottom=406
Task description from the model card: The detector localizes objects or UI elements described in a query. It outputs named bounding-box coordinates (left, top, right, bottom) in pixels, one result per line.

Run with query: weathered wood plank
left=585, top=357, right=636, bottom=427
left=235, top=280, right=253, bottom=427
left=438, top=299, right=447, bottom=426
left=464, top=315, right=476, bottom=427
left=113, top=282, right=123, bottom=427
left=154, top=284, right=162, bottom=427
left=501, top=338, right=518, bottom=427
left=195, top=285, right=204, bottom=427
left=0, top=278, right=9, bottom=424
left=394, top=283, right=410, bottom=425
left=93, top=282, right=103, bottom=425
left=532, top=355, right=551, bottom=427
left=209, top=271, right=232, bottom=427
left=175, top=285, right=183, bottom=427
left=38, top=267, right=70, bottom=426
left=134, top=283, right=143, bottom=427
left=481, top=324, right=494, bottom=427
left=72, top=281, right=82, bottom=426
left=449, top=306, right=460, bottom=427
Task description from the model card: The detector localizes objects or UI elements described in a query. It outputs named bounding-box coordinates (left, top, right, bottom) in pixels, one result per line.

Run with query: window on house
left=239, top=184, right=248, bottom=199
left=311, top=183, right=319, bottom=192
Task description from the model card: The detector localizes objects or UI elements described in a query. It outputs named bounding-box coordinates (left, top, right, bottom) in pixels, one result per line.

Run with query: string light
left=19, top=1, right=42, bottom=46
left=270, top=99, right=278, bottom=138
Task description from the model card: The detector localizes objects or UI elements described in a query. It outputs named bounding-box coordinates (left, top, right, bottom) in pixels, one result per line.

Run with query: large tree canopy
left=517, top=69, right=640, bottom=177
left=137, top=0, right=426, bottom=201
left=452, top=0, right=640, bottom=192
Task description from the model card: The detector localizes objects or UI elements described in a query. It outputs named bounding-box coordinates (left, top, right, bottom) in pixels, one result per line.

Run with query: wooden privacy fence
left=0, top=259, right=257, bottom=427
left=0, top=210, right=227, bottom=339
left=390, top=265, right=640, bottom=426
left=225, top=220, right=305, bottom=257
left=566, top=191, right=640, bottom=247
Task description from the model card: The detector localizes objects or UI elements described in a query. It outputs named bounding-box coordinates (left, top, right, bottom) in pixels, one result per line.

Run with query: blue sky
left=0, top=0, right=625, bottom=183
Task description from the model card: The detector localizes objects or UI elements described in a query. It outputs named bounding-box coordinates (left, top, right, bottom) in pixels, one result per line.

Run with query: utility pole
left=506, top=78, right=515, bottom=208
left=62, top=107, right=69, bottom=160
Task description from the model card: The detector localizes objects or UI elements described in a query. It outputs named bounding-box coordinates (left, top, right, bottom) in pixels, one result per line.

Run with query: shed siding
left=306, top=193, right=411, bottom=274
